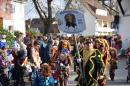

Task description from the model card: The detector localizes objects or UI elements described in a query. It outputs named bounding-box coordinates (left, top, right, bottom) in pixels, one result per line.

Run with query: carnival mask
left=62, top=41, right=68, bottom=49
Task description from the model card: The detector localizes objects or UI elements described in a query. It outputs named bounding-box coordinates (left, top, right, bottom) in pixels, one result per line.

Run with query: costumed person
left=75, top=38, right=104, bottom=86
left=125, top=44, right=130, bottom=70
left=31, top=63, right=55, bottom=86
left=125, top=43, right=130, bottom=56
left=109, top=48, right=118, bottom=81
left=100, top=38, right=110, bottom=85
left=116, top=35, right=122, bottom=59
left=58, top=40, right=70, bottom=54
left=57, top=52, right=72, bottom=86
left=49, top=40, right=59, bottom=70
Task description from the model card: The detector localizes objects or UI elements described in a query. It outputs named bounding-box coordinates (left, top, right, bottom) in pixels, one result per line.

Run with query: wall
left=0, top=0, right=11, bottom=20
left=11, top=2, right=25, bottom=36
left=118, top=1, right=130, bottom=49
left=82, top=6, right=95, bottom=36
left=3, top=20, right=12, bottom=29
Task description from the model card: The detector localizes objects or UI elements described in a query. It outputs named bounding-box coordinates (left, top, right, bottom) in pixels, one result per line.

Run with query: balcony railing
left=12, top=0, right=28, bottom=3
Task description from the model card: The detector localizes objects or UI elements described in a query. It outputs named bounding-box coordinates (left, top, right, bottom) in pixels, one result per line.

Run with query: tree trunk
left=47, top=0, right=53, bottom=34
left=32, top=0, right=53, bottom=35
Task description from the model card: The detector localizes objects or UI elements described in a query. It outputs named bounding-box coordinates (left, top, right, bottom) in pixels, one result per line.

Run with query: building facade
left=0, top=0, right=26, bottom=35
left=118, top=0, right=130, bottom=49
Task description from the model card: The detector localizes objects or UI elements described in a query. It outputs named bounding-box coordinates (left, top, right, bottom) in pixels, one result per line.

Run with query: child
left=57, top=52, right=72, bottom=86
left=31, top=63, right=55, bottom=86
left=109, top=48, right=118, bottom=81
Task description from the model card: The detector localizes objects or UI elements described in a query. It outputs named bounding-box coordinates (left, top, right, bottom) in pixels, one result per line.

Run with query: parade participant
left=49, top=40, right=59, bottom=69
left=94, top=38, right=110, bottom=85
left=76, top=38, right=104, bottom=86
left=58, top=40, right=70, bottom=53
left=31, top=63, right=55, bottom=86
left=57, top=52, right=72, bottom=86
left=109, top=48, right=118, bottom=81
left=116, top=35, right=122, bottom=59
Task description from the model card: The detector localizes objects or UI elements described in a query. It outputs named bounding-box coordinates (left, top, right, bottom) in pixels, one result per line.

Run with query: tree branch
left=36, top=0, right=48, bottom=22
left=32, top=0, right=46, bottom=22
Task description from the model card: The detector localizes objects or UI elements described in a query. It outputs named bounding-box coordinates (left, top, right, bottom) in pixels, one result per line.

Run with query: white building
left=65, top=0, right=114, bottom=36
left=0, top=0, right=27, bottom=35
left=118, top=0, right=130, bottom=49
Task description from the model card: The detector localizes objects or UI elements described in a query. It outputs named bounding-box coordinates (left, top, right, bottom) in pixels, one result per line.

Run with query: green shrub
left=0, top=27, right=14, bottom=48
left=27, top=29, right=42, bottom=37
left=14, top=30, right=21, bottom=36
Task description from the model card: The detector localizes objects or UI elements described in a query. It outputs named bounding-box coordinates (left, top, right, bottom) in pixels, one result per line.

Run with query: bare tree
left=99, top=0, right=119, bottom=16
left=30, top=0, right=72, bottom=35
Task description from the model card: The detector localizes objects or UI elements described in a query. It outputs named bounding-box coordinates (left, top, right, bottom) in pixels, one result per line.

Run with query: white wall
left=11, top=2, right=25, bottom=36
left=118, top=1, right=130, bottom=49
left=3, top=20, right=12, bottom=29
left=82, top=6, right=95, bottom=36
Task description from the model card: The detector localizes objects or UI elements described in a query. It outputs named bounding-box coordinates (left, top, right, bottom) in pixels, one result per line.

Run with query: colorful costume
left=75, top=49, right=104, bottom=86
left=94, top=38, right=110, bottom=86
left=109, top=48, right=118, bottom=81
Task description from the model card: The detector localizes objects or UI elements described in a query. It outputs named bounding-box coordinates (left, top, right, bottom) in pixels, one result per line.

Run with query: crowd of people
left=0, top=33, right=125, bottom=86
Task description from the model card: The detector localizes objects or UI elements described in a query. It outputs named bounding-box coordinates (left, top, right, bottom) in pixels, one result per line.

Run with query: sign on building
left=56, top=10, right=86, bottom=34
left=0, top=17, right=3, bottom=26
left=111, top=22, right=117, bottom=29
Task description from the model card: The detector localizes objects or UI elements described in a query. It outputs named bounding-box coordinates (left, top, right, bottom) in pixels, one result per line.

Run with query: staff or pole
left=73, top=34, right=84, bottom=85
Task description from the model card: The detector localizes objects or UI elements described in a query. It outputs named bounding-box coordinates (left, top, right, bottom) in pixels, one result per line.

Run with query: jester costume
left=94, top=38, right=110, bottom=86
left=109, top=48, right=118, bottom=81
left=75, top=48, right=104, bottom=86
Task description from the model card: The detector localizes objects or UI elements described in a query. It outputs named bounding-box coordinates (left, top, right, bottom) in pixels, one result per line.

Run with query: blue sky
left=25, top=0, right=65, bottom=20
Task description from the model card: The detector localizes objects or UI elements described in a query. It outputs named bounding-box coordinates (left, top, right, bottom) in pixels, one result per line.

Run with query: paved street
left=67, top=57, right=130, bottom=86
left=22, top=57, right=130, bottom=86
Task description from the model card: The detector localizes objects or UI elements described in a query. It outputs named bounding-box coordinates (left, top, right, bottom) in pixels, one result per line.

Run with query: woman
left=26, top=37, right=35, bottom=59
left=29, top=41, right=42, bottom=81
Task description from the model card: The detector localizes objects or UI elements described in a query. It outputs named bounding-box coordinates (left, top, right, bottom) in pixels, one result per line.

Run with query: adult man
left=12, top=33, right=26, bottom=85
left=76, top=38, right=104, bottom=86
left=12, top=34, right=23, bottom=50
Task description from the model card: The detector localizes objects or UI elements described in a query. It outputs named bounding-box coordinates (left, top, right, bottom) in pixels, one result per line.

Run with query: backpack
left=27, top=44, right=32, bottom=59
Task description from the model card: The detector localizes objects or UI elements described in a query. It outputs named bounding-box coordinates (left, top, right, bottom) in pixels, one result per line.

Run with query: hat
left=85, top=38, right=93, bottom=44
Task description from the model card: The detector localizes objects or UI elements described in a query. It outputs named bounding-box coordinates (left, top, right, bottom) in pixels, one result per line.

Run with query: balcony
left=12, top=0, right=28, bottom=3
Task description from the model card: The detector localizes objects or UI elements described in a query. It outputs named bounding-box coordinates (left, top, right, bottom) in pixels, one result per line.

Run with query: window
left=97, top=21, right=102, bottom=27
left=103, top=21, right=107, bottom=27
